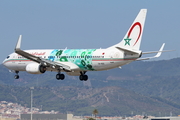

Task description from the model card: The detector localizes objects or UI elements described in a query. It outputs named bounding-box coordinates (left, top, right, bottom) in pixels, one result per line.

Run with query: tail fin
left=108, top=9, right=147, bottom=51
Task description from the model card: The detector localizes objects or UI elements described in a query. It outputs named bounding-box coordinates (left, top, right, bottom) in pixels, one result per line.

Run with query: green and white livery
left=2, top=9, right=167, bottom=81
left=49, top=49, right=96, bottom=71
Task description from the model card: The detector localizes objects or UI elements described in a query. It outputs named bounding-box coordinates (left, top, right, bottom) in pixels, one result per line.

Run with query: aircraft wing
left=15, top=35, right=71, bottom=72
left=136, top=43, right=166, bottom=61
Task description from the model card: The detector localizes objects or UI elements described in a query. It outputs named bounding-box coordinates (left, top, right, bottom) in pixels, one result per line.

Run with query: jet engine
left=26, top=63, right=46, bottom=74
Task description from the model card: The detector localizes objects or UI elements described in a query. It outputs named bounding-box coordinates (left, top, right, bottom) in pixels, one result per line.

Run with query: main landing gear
left=56, top=71, right=65, bottom=80
left=13, top=70, right=88, bottom=81
left=79, top=71, right=88, bottom=81
left=14, top=71, right=19, bottom=79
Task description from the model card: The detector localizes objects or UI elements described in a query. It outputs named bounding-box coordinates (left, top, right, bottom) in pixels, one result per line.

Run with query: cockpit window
left=6, top=56, right=10, bottom=59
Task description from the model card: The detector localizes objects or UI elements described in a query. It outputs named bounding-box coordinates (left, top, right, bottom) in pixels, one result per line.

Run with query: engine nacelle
left=26, top=63, right=46, bottom=74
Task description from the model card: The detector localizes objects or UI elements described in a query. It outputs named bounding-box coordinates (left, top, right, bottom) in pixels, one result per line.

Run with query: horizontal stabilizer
left=142, top=50, right=174, bottom=55
left=137, top=43, right=166, bottom=61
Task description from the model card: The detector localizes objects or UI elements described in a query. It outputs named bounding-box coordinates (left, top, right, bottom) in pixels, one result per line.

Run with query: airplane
left=2, top=9, right=167, bottom=81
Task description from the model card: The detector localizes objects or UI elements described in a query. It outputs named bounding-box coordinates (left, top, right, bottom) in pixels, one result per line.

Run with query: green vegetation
left=1, top=58, right=180, bottom=116
left=93, top=109, right=98, bottom=118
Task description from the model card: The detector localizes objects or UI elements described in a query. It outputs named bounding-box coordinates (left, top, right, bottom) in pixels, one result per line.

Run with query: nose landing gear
left=14, top=71, right=19, bottom=79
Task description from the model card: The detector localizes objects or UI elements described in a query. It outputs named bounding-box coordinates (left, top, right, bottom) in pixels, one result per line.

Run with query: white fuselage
left=3, top=48, right=139, bottom=74
left=2, top=9, right=163, bottom=80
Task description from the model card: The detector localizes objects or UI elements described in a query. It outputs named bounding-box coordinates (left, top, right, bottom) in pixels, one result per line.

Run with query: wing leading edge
left=14, top=35, right=71, bottom=72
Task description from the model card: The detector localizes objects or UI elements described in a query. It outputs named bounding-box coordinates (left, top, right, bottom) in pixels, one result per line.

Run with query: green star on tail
left=124, top=36, right=131, bottom=46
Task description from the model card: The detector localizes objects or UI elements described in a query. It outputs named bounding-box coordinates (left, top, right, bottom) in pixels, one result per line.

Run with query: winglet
left=15, top=35, right=22, bottom=51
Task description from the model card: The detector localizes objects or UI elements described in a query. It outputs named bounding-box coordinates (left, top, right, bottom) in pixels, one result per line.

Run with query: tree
left=93, top=109, right=98, bottom=118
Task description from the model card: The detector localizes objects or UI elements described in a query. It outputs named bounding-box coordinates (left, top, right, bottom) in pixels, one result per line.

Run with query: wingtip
left=15, top=35, right=22, bottom=51
left=160, top=43, right=165, bottom=51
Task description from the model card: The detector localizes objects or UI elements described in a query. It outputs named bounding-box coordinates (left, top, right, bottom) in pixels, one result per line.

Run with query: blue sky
left=0, top=0, right=180, bottom=62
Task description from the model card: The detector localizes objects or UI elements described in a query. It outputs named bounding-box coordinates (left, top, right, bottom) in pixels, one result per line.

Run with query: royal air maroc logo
left=124, top=22, right=142, bottom=46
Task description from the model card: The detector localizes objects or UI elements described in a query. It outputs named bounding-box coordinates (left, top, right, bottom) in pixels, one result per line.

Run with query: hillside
left=1, top=58, right=180, bottom=116
left=1, top=85, right=180, bottom=116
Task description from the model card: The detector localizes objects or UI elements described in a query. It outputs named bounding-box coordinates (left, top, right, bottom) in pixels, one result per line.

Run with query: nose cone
left=2, top=56, right=10, bottom=67
left=2, top=59, right=7, bottom=66
left=2, top=59, right=5, bottom=64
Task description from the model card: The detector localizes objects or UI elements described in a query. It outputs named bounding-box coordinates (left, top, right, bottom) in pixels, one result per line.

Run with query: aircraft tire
left=79, top=75, right=88, bottom=81
left=56, top=74, right=65, bottom=80
left=14, top=75, right=19, bottom=79
left=83, top=75, right=88, bottom=81
left=60, top=74, right=65, bottom=80
left=56, top=74, right=61, bottom=80
left=79, top=75, right=84, bottom=81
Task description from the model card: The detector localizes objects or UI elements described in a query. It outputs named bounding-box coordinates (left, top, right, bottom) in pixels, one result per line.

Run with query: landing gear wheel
left=56, top=74, right=65, bottom=80
left=60, top=74, right=65, bottom=80
left=83, top=75, right=88, bottom=81
left=79, top=75, right=84, bottom=81
left=56, top=74, right=60, bottom=80
left=14, top=71, right=19, bottom=79
left=14, top=75, right=19, bottom=79
left=79, top=75, right=88, bottom=81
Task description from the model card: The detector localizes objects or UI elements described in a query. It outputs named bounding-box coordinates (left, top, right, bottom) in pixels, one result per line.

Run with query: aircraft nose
left=2, top=59, right=7, bottom=66
left=2, top=56, right=10, bottom=67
